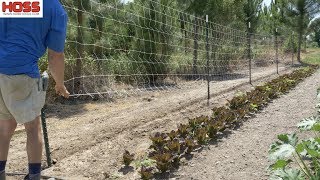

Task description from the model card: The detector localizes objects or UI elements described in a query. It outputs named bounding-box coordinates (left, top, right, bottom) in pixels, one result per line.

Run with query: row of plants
left=268, top=85, right=320, bottom=179
left=123, top=65, right=318, bottom=179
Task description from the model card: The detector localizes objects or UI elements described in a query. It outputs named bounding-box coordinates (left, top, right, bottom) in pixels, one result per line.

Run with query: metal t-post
left=275, top=28, right=279, bottom=74
left=206, top=15, right=210, bottom=106
left=41, top=107, right=52, bottom=167
left=248, top=22, right=252, bottom=84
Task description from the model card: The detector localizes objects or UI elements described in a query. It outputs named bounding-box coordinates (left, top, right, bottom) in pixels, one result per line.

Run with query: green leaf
left=296, top=138, right=320, bottom=159
left=306, top=149, right=320, bottom=158
left=269, top=144, right=296, bottom=161
left=270, top=159, right=293, bottom=170
left=303, top=139, right=320, bottom=158
left=277, top=134, right=298, bottom=146
left=312, top=159, right=320, bottom=175
left=269, top=169, right=304, bottom=180
left=296, top=143, right=306, bottom=154
left=315, top=138, right=320, bottom=144
left=297, top=117, right=319, bottom=131
left=311, top=175, right=320, bottom=180
left=312, top=123, right=320, bottom=132
left=269, top=134, right=299, bottom=161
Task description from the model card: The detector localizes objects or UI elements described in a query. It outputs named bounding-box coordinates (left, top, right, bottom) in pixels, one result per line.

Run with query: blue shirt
left=0, top=0, right=68, bottom=78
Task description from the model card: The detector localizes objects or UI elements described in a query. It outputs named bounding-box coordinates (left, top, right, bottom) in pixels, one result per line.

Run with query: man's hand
left=48, top=49, right=69, bottom=98
left=55, top=84, right=70, bottom=98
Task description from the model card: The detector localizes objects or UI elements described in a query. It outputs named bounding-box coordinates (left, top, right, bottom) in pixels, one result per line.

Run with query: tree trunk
left=291, top=33, right=295, bottom=65
left=96, top=17, right=103, bottom=73
left=193, top=16, right=199, bottom=77
left=148, top=0, right=157, bottom=84
left=75, top=0, right=84, bottom=94
left=297, top=30, right=303, bottom=63
left=297, top=15, right=304, bottom=63
left=304, top=36, right=307, bottom=52
left=185, top=28, right=188, bottom=54
left=179, top=13, right=188, bottom=54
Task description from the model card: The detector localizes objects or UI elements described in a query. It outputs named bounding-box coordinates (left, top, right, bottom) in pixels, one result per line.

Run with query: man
left=0, top=0, right=69, bottom=179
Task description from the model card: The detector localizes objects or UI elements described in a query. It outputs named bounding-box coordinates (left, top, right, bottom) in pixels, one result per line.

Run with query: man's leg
left=0, top=119, right=17, bottom=180
left=24, top=117, right=42, bottom=180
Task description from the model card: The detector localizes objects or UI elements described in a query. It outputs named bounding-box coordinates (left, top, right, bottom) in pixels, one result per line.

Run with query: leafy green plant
left=268, top=83, right=320, bottom=180
left=269, top=133, right=320, bottom=179
left=234, top=107, right=249, bottom=120
left=188, top=116, right=209, bottom=133
left=228, top=94, right=249, bottom=110
left=250, top=103, right=259, bottom=112
left=212, top=107, right=237, bottom=125
left=260, top=84, right=279, bottom=99
left=134, top=157, right=156, bottom=168
left=247, top=89, right=269, bottom=110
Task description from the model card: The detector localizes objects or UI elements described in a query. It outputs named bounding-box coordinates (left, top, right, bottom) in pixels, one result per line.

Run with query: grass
left=302, top=48, right=320, bottom=65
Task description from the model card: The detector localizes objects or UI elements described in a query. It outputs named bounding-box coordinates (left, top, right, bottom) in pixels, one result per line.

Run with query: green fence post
left=41, top=107, right=52, bottom=167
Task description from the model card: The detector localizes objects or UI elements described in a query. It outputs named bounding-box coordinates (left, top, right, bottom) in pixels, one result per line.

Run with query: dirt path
left=5, top=66, right=296, bottom=180
left=173, top=70, right=320, bottom=180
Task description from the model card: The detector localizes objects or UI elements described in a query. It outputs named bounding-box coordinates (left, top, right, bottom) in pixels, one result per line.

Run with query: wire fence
left=60, top=0, right=295, bottom=99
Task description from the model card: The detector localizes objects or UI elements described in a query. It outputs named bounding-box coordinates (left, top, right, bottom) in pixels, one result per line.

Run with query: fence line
left=59, top=0, right=295, bottom=99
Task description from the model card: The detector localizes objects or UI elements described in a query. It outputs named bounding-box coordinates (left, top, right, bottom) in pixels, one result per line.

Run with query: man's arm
left=48, top=49, right=69, bottom=98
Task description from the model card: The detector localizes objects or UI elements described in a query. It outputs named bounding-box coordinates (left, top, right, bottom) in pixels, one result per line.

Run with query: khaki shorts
left=0, top=74, right=46, bottom=124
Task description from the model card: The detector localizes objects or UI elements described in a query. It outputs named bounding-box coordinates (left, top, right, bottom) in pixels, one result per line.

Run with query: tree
left=205, top=0, right=242, bottom=73
left=286, top=0, right=320, bottom=62
left=242, top=0, right=263, bottom=34
left=60, top=0, right=90, bottom=93
left=133, top=0, right=176, bottom=83
left=177, top=0, right=209, bottom=76
left=88, top=0, right=107, bottom=72
left=309, top=17, right=320, bottom=47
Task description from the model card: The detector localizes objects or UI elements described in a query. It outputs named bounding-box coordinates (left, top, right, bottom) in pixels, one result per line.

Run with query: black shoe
left=0, top=171, right=5, bottom=180
left=24, top=174, right=41, bottom=180
left=24, top=174, right=29, bottom=180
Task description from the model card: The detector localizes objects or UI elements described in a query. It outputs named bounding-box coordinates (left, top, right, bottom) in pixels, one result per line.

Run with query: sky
left=263, top=0, right=272, bottom=6
left=122, top=0, right=319, bottom=19
left=123, top=0, right=273, bottom=5
left=121, top=0, right=133, bottom=3
left=122, top=0, right=273, bottom=6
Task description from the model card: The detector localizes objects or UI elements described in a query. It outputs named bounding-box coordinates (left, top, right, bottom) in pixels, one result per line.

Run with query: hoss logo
left=0, top=0, right=43, bottom=17
left=1, top=1, right=40, bottom=12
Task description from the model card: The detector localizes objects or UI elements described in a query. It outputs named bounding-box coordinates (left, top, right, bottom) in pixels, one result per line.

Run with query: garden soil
left=6, top=66, right=319, bottom=180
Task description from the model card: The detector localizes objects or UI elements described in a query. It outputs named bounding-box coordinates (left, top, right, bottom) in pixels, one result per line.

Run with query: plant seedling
left=123, top=150, right=135, bottom=166
left=178, top=124, right=190, bottom=138
left=166, top=139, right=181, bottom=155
left=185, top=138, right=196, bottom=154
left=167, top=130, right=179, bottom=141
left=140, top=166, right=154, bottom=180
left=151, top=153, right=172, bottom=173
left=196, top=128, right=208, bottom=145
left=150, top=132, right=168, bottom=151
